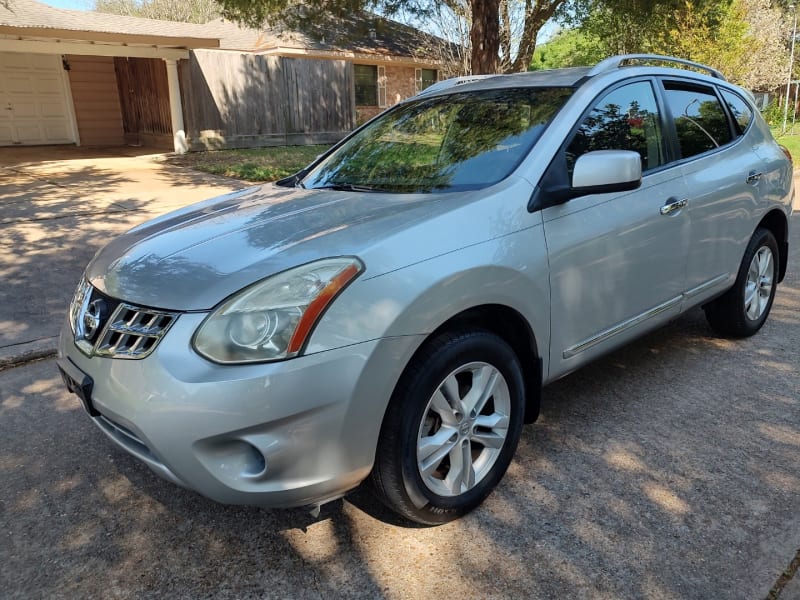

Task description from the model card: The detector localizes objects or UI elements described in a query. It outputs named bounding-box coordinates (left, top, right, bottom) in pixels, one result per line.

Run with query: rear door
left=543, top=79, right=690, bottom=378
left=659, top=79, right=763, bottom=306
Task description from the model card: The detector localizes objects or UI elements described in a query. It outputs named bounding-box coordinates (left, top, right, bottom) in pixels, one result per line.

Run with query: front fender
left=307, top=225, right=552, bottom=378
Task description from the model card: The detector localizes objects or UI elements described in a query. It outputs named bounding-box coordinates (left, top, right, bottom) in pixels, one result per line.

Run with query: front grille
left=94, top=304, right=176, bottom=358
left=70, top=279, right=178, bottom=359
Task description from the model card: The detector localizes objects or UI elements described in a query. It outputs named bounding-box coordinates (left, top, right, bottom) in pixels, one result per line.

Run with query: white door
left=0, top=52, right=75, bottom=146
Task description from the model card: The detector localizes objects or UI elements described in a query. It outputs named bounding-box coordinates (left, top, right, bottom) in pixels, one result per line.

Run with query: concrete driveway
left=0, top=149, right=798, bottom=599
left=0, top=146, right=244, bottom=365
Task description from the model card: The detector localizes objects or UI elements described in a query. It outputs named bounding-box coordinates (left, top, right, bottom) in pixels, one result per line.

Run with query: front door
left=543, top=79, right=690, bottom=378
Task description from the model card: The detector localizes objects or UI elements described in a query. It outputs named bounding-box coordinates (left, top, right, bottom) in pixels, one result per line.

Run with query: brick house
left=206, top=12, right=450, bottom=124
left=0, top=0, right=450, bottom=152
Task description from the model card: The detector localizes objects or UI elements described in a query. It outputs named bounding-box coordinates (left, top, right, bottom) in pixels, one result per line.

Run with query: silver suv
left=58, top=55, right=793, bottom=525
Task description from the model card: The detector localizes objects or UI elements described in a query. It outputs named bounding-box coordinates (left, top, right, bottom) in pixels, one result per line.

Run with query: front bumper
left=59, top=312, right=422, bottom=508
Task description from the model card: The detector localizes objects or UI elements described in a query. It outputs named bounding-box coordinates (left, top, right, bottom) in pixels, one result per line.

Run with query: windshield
left=301, top=87, right=575, bottom=193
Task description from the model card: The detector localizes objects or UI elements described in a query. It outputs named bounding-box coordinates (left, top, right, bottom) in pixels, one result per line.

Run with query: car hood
left=85, top=181, right=524, bottom=310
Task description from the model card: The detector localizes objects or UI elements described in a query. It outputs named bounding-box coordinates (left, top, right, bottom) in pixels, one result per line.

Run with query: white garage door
left=0, top=52, right=76, bottom=146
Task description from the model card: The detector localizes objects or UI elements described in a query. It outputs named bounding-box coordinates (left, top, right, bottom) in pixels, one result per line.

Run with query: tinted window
left=355, top=65, right=377, bottom=106
left=420, top=68, right=437, bottom=91
left=664, top=83, right=732, bottom=158
left=303, top=87, right=575, bottom=193
left=566, top=81, right=665, bottom=175
left=721, top=89, right=753, bottom=135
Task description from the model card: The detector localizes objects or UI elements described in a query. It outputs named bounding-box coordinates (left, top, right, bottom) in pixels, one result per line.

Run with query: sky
left=41, top=0, right=91, bottom=8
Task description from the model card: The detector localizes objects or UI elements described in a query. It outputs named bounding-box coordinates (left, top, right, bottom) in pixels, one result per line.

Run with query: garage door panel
left=0, top=124, right=13, bottom=145
left=43, top=124, right=71, bottom=141
left=5, top=76, right=34, bottom=95
left=40, top=101, right=69, bottom=117
left=0, top=52, right=75, bottom=146
left=35, top=77, right=65, bottom=95
left=7, top=98, right=37, bottom=118
left=15, top=124, right=44, bottom=143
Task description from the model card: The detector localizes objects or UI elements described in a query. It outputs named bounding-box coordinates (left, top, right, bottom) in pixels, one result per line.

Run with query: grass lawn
left=770, top=129, right=800, bottom=167
left=169, top=145, right=331, bottom=182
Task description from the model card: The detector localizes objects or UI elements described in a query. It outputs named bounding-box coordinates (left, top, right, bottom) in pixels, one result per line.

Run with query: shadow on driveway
left=1, top=217, right=798, bottom=599
left=0, top=147, right=244, bottom=361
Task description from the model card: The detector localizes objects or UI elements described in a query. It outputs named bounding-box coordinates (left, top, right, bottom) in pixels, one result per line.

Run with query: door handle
left=660, top=197, right=688, bottom=216
left=746, top=170, right=762, bottom=184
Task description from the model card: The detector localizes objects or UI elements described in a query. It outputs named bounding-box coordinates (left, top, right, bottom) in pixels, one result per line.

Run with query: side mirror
left=571, top=150, right=642, bottom=194
left=530, top=149, right=645, bottom=211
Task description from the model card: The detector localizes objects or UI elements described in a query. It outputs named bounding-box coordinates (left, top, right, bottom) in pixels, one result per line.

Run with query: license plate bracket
left=57, top=357, right=99, bottom=417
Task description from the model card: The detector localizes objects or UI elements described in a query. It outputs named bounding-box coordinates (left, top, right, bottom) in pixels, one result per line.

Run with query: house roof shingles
left=0, top=0, right=218, bottom=45
left=1, top=0, right=447, bottom=61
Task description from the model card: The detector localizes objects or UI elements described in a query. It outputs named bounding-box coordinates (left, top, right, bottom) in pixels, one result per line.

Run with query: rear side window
left=720, top=89, right=753, bottom=135
left=663, top=83, right=732, bottom=158
left=566, top=80, right=665, bottom=175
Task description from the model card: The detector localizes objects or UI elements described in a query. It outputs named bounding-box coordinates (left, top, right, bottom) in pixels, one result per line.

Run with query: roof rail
left=588, top=54, right=726, bottom=81
left=414, top=74, right=496, bottom=97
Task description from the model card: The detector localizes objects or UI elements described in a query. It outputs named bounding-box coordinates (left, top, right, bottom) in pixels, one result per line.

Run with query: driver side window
left=566, top=81, right=665, bottom=177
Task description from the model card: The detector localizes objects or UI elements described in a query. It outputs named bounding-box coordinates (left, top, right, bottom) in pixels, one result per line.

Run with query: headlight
left=193, top=257, right=363, bottom=364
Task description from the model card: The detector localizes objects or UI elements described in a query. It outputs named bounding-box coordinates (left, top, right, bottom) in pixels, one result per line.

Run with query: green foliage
left=214, top=0, right=570, bottom=75
left=558, top=0, right=789, bottom=90
left=530, top=28, right=605, bottom=70
left=762, top=102, right=785, bottom=128
left=772, top=129, right=800, bottom=165
left=170, top=146, right=330, bottom=182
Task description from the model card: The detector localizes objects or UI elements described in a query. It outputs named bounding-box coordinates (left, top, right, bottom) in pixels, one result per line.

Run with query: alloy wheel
left=416, top=361, right=511, bottom=497
left=744, top=246, right=774, bottom=321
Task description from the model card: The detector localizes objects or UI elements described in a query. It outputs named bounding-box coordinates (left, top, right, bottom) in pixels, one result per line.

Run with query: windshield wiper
left=310, top=183, right=381, bottom=192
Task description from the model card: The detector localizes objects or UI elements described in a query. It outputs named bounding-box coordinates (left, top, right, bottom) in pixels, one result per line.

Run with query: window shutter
left=378, top=65, right=387, bottom=107
left=415, top=68, right=422, bottom=94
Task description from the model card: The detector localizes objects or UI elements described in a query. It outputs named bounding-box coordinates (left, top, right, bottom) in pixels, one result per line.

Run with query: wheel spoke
left=429, top=390, right=458, bottom=424
left=418, top=425, right=458, bottom=462
left=462, top=365, right=498, bottom=416
left=745, top=246, right=774, bottom=321
left=474, top=413, right=509, bottom=430
left=471, top=431, right=505, bottom=449
left=758, top=249, right=771, bottom=277
left=744, top=283, right=757, bottom=309
left=440, top=374, right=461, bottom=412
left=419, top=431, right=458, bottom=477
left=758, top=291, right=768, bottom=317
left=746, top=296, right=759, bottom=320
left=444, top=441, right=475, bottom=494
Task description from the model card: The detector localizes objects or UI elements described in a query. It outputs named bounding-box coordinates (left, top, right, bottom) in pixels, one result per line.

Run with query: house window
left=355, top=64, right=378, bottom=106
left=415, top=68, right=438, bottom=93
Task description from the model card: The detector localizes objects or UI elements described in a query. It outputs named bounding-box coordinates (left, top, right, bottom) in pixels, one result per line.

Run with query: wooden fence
left=179, top=50, right=355, bottom=150
left=114, top=57, right=172, bottom=148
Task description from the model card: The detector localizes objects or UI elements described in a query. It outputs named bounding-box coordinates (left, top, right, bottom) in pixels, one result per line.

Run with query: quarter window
left=663, top=83, right=732, bottom=158
left=720, top=89, right=753, bottom=135
left=566, top=81, right=665, bottom=175
left=355, top=65, right=378, bottom=106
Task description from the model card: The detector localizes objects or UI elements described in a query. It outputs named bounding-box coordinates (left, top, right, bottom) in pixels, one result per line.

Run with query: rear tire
left=371, top=329, right=525, bottom=525
left=704, top=227, right=778, bottom=337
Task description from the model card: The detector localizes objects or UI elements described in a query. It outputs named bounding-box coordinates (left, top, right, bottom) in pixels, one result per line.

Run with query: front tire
left=704, top=227, right=779, bottom=337
left=371, top=329, right=525, bottom=525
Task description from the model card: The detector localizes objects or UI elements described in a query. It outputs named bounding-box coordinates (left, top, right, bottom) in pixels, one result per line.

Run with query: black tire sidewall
left=393, top=331, right=525, bottom=523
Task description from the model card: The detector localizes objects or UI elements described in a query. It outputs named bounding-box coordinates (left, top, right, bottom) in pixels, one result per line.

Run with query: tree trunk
left=470, top=0, right=501, bottom=74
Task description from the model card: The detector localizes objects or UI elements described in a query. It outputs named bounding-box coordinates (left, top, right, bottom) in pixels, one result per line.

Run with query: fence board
left=182, top=50, right=355, bottom=150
